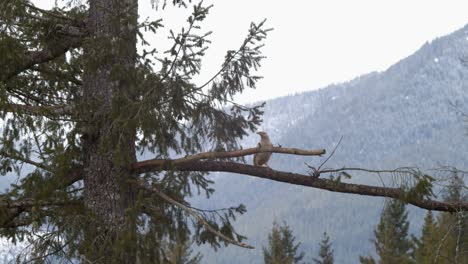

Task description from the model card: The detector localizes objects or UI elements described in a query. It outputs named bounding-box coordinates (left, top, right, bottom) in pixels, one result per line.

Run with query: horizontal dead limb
left=132, top=159, right=468, bottom=212
left=133, top=146, right=325, bottom=171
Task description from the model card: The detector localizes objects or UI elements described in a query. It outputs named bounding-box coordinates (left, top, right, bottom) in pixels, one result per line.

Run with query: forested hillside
left=194, top=24, right=468, bottom=263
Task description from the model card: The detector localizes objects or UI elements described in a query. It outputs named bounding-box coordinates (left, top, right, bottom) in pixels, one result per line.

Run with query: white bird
left=253, top=131, right=273, bottom=167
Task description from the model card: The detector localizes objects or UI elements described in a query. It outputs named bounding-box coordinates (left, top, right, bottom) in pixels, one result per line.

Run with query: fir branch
left=0, top=150, right=51, bottom=171
left=0, top=198, right=83, bottom=228
left=1, top=28, right=85, bottom=82
left=1, top=103, right=73, bottom=116
left=23, top=240, right=71, bottom=264
left=20, top=1, right=73, bottom=21
left=31, top=65, right=83, bottom=86
left=0, top=197, right=82, bottom=209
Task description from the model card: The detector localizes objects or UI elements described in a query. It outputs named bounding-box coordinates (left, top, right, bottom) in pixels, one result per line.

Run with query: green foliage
left=162, top=238, right=203, bottom=264
left=360, top=199, right=415, bottom=264
left=0, top=0, right=271, bottom=262
left=402, top=171, right=435, bottom=202
left=313, top=232, right=334, bottom=264
left=430, top=172, right=468, bottom=264
left=359, top=256, right=376, bottom=264
left=263, top=221, right=304, bottom=264
left=359, top=172, right=468, bottom=264
left=413, top=211, right=439, bottom=264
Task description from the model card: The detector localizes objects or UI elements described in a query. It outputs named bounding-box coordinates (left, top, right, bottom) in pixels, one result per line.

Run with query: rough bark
left=80, top=0, right=138, bottom=261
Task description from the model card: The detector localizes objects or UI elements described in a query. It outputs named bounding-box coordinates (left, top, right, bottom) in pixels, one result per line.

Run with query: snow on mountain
left=195, top=24, right=468, bottom=264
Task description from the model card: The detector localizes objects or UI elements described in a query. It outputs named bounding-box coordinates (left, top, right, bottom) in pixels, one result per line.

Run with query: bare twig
left=143, top=184, right=254, bottom=249
left=306, top=136, right=343, bottom=178
left=434, top=219, right=457, bottom=264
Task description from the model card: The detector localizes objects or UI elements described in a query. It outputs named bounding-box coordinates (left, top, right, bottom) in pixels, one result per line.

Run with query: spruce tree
left=2, top=0, right=468, bottom=262
left=0, top=0, right=269, bottom=262
left=414, top=211, right=439, bottom=263
left=163, top=238, right=203, bottom=264
left=359, top=199, right=414, bottom=264
left=263, top=221, right=305, bottom=264
left=433, top=173, right=468, bottom=264
left=313, top=232, right=334, bottom=264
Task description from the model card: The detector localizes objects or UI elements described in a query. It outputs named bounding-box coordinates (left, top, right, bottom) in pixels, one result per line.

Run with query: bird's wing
left=254, top=152, right=270, bottom=166
left=253, top=153, right=259, bottom=166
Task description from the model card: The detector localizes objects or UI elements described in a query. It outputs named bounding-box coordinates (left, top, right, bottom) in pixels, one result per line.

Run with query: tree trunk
left=81, top=0, right=138, bottom=261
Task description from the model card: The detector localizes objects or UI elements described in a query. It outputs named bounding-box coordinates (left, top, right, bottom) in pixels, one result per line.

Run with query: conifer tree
left=414, top=211, right=439, bottom=263
left=163, top=238, right=203, bottom=264
left=2, top=0, right=468, bottom=262
left=263, top=221, right=305, bottom=264
left=313, top=232, right=334, bottom=264
left=433, top=173, right=468, bottom=264
left=359, top=199, right=414, bottom=264
left=0, top=0, right=270, bottom=262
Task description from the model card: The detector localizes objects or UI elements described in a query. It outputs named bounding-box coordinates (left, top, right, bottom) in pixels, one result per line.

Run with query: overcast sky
left=36, top=0, right=468, bottom=104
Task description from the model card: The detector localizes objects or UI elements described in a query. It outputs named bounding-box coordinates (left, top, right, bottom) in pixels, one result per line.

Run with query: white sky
left=35, top=0, right=468, bottom=104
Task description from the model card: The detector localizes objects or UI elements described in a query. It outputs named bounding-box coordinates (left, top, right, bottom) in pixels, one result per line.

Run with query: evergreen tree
left=313, top=232, right=334, bottom=264
left=433, top=173, right=468, bottom=264
left=414, top=211, right=439, bottom=263
left=0, top=0, right=269, bottom=262
left=263, top=221, right=305, bottom=264
left=358, top=256, right=376, bottom=264
left=163, top=238, right=203, bottom=264
left=359, top=199, right=414, bottom=264
left=2, top=0, right=468, bottom=262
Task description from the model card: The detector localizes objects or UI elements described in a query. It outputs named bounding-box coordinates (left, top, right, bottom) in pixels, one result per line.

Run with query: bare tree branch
left=133, top=146, right=325, bottom=171
left=141, top=184, right=254, bottom=249
left=307, top=136, right=342, bottom=177
left=132, top=159, right=468, bottom=212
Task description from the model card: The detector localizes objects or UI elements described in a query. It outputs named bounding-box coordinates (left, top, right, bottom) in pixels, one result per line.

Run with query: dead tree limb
left=132, top=158, right=468, bottom=212
left=141, top=184, right=254, bottom=249
left=133, top=146, right=325, bottom=170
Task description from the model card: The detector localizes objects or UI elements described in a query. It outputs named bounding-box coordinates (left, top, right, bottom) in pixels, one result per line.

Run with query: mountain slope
left=194, top=24, right=468, bottom=263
